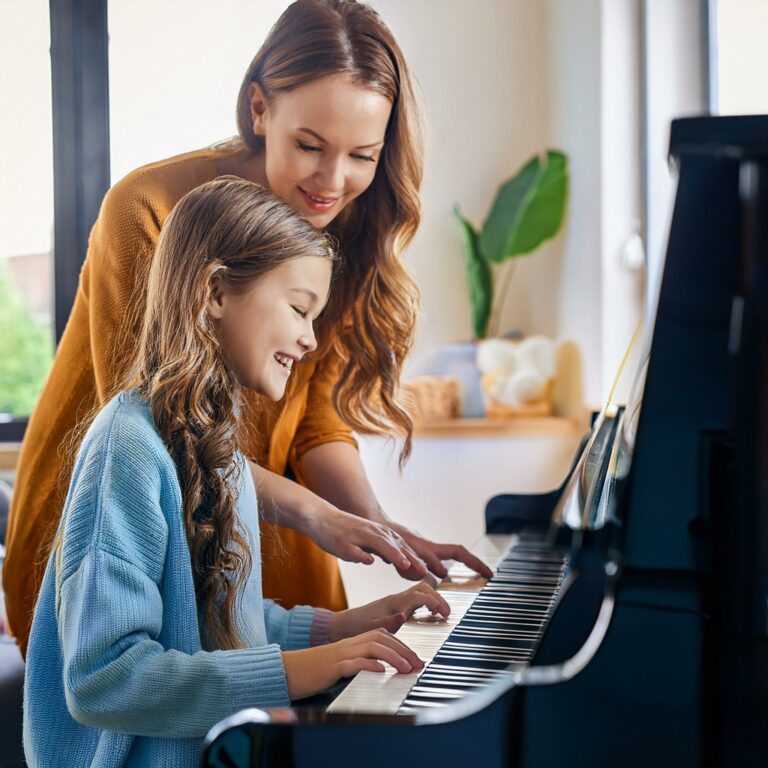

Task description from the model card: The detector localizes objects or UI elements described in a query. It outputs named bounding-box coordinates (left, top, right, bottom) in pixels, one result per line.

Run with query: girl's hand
left=281, top=629, right=424, bottom=701
left=327, top=582, right=451, bottom=642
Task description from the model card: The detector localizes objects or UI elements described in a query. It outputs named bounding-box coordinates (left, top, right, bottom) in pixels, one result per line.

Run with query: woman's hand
left=281, top=629, right=424, bottom=701
left=386, top=523, right=495, bottom=581
left=303, top=505, right=429, bottom=576
left=328, top=582, right=451, bottom=642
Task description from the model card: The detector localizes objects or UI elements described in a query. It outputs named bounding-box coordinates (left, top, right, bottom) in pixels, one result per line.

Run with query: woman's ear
left=248, top=82, right=269, bottom=137
left=207, top=275, right=226, bottom=321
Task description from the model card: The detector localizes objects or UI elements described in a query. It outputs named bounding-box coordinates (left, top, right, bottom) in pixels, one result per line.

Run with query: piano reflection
left=202, top=115, right=768, bottom=768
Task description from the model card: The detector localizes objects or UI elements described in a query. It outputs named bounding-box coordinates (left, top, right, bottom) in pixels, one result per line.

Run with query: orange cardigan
left=4, top=149, right=352, bottom=656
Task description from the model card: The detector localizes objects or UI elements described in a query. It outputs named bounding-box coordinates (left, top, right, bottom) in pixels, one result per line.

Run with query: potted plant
left=454, top=150, right=569, bottom=340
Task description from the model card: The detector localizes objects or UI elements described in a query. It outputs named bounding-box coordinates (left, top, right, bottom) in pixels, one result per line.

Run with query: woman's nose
left=316, top=154, right=345, bottom=193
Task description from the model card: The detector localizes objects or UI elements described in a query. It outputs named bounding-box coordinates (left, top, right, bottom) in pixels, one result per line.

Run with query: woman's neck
left=215, top=146, right=269, bottom=189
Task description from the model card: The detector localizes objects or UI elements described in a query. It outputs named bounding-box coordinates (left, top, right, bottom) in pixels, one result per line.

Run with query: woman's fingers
left=341, top=544, right=376, bottom=565
left=363, top=529, right=428, bottom=577
left=432, top=543, right=494, bottom=578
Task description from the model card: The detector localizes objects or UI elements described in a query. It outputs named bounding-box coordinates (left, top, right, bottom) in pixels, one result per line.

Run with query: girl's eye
left=292, top=305, right=308, bottom=318
left=352, top=153, right=377, bottom=163
left=297, top=141, right=321, bottom=153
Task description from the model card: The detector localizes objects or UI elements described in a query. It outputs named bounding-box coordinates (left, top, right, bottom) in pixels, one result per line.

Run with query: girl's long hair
left=123, top=177, right=335, bottom=650
left=234, top=0, right=423, bottom=463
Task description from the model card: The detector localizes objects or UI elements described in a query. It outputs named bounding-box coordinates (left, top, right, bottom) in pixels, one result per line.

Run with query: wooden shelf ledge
left=414, top=416, right=587, bottom=439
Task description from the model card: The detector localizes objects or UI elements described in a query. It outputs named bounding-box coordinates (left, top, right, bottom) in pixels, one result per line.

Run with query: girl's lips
left=298, top=187, right=339, bottom=212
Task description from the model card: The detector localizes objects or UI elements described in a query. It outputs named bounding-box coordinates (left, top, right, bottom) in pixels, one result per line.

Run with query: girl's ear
left=207, top=275, right=226, bottom=321
left=248, top=82, right=270, bottom=137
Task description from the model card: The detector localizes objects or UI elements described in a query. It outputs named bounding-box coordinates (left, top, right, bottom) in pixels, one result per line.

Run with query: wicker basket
left=402, top=376, right=461, bottom=424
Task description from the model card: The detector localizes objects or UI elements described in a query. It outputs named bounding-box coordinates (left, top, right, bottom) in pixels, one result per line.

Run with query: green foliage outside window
left=0, top=266, right=53, bottom=418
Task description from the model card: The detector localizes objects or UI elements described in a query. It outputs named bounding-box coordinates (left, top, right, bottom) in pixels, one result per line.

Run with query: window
left=0, top=1, right=55, bottom=427
left=108, top=0, right=291, bottom=183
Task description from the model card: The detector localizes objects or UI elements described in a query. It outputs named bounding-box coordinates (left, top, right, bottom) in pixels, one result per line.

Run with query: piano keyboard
left=327, top=533, right=569, bottom=715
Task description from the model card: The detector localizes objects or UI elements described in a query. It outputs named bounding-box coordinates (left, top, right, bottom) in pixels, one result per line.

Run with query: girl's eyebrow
left=298, top=127, right=384, bottom=150
left=290, top=287, right=320, bottom=302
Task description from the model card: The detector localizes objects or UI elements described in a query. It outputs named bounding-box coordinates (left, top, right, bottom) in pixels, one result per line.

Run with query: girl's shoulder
left=79, top=389, right=174, bottom=479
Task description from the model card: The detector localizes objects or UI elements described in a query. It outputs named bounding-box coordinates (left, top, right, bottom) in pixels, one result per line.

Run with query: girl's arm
left=298, top=442, right=493, bottom=579
left=55, top=412, right=291, bottom=739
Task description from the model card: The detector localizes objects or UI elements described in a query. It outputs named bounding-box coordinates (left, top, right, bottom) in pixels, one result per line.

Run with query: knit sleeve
left=56, top=406, right=291, bottom=739
left=262, top=600, right=320, bottom=650
left=59, top=552, right=289, bottom=738
left=291, top=348, right=357, bottom=461
left=84, top=177, right=161, bottom=404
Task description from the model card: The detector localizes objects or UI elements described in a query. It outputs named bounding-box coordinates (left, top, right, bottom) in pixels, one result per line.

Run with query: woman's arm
left=298, top=442, right=493, bottom=579
left=249, top=461, right=424, bottom=574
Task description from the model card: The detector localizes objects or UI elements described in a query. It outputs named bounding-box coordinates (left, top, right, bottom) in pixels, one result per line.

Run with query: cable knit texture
left=23, top=390, right=322, bottom=768
left=5, top=147, right=354, bottom=657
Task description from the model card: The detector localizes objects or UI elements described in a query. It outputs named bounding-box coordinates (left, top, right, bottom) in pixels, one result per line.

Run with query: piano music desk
left=343, top=416, right=585, bottom=607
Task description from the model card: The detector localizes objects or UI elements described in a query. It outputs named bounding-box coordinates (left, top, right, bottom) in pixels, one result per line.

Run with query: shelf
left=414, top=415, right=587, bottom=439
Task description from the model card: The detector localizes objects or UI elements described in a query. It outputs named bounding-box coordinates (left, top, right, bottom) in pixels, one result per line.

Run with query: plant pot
left=432, top=341, right=485, bottom=419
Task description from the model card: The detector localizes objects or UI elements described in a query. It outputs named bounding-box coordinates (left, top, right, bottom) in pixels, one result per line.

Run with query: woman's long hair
left=124, top=177, right=335, bottom=650
left=234, top=0, right=423, bottom=463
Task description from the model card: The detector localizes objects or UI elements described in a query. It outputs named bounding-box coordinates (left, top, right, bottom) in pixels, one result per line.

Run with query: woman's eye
left=292, top=305, right=308, bottom=318
left=297, top=141, right=322, bottom=153
left=352, top=153, right=377, bottom=163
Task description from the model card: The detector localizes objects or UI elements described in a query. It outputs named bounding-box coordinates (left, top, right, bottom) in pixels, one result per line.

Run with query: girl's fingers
left=370, top=612, right=407, bottom=634
left=399, top=586, right=451, bottom=618
left=337, top=658, right=386, bottom=678
left=348, top=629, right=424, bottom=672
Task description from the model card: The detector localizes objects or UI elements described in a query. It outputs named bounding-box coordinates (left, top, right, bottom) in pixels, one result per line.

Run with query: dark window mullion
left=50, top=0, right=110, bottom=342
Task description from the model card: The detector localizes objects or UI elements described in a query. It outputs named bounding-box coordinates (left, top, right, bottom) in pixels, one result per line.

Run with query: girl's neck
left=215, top=146, right=269, bottom=189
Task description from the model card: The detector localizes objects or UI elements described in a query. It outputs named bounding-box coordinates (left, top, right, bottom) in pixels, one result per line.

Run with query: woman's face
left=207, top=256, right=332, bottom=401
left=250, top=74, right=392, bottom=228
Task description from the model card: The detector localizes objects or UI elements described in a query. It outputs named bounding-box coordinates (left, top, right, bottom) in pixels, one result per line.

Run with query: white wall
left=715, top=0, right=768, bottom=115
left=373, top=0, right=550, bottom=361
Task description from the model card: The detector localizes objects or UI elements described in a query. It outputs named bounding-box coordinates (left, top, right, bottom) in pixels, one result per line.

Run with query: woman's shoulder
left=98, top=147, right=224, bottom=228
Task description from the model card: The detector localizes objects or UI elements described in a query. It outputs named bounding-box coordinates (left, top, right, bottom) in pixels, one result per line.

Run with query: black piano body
left=202, top=115, right=768, bottom=768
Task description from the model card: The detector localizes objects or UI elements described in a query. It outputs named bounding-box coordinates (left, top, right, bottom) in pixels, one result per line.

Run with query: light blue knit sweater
left=23, top=390, right=321, bottom=768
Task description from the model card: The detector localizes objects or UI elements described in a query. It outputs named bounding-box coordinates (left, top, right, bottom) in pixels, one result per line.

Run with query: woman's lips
left=299, top=187, right=339, bottom=212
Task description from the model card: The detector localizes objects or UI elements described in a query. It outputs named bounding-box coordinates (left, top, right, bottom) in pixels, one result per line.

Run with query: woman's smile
left=298, top=186, right=340, bottom=213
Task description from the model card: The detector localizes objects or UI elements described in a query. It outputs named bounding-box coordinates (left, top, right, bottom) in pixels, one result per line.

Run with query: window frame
left=0, top=0, right=110, bottom=442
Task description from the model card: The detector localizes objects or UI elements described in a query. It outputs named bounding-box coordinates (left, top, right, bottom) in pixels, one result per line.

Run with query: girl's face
left=250, top=74, right=392, bottom=228
left=207, top=256, right=333, bottom=401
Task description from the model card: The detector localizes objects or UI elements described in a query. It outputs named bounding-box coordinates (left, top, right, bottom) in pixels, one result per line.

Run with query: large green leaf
left=480, top=150, right=568, bottom=264
left=454, top=205, right=493, bottom=339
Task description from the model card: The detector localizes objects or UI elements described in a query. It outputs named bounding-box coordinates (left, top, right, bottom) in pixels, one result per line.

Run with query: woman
left=5, top=0, right=490, bottom=656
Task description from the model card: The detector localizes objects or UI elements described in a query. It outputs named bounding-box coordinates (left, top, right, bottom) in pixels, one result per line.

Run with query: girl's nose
left=298, top=325, right=318, bottom=354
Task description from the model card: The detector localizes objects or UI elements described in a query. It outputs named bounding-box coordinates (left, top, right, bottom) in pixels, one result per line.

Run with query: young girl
left=23, top=178, right=449, bottom=768
left=5, top=0, right=490, bottom=656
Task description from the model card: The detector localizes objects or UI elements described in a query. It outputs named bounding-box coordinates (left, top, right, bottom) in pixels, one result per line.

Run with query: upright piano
left=202, top=115, right=768, bottom=767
